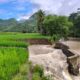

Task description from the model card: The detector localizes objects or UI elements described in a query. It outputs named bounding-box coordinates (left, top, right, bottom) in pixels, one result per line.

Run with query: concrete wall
left=54, top=42, right=80, bottom=75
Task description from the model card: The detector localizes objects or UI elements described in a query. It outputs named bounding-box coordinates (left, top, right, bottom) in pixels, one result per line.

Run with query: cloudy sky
left=0, top=0, right=80, bottom=20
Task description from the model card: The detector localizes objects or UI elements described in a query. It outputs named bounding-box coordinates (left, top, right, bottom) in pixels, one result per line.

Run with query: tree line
left=37, top=9, right=80, bottom=39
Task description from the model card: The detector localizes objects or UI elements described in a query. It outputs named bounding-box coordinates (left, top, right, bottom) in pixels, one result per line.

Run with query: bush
left=20, top=64, right=29, bottom=75
left=32, top=73, right=41, bottom=80
left=42, top=76, right=52, bottom=80
left=12, top=74, right=28, bottom=80
left=51, top=34, right=60, bottom=43
left=33, top=65, right=44, bottom=77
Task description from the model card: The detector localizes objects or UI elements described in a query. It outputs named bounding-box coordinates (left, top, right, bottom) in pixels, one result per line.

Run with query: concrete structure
left=54, top=41, right=80, bottom=75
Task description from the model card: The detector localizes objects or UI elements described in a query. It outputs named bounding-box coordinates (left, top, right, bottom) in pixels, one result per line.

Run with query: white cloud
left=30, top=0, right=80, bottom=15
left=12, top=0, right=80, bottom=20
left=17, top=14, right=31, bottom=21
left=1, top=0, right=80, bottom=17
left=17, top=7, right=38, bottom=21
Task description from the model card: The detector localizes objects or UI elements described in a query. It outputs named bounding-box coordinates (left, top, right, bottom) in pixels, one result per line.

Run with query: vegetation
left=36, top=9, right=80, bottom=41
left=31, top=65, right=51, bottom=80
left=69, top=10, right=80, bottom=37
left=0, top=13, right=37, bottom=33
left=33, top=65, right=44, bottom=77
left=0, top=33, right=51, bottom=80
left=0, top=47, right=28, bottom=80
left=0, top=33, right=50, bottom=40
left=37, top=10, right=45, bottom=34
left=0, top=41, right=28, bottom=47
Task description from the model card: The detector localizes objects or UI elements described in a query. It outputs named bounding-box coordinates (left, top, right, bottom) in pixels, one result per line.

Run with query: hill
left=0, top=13, right=37, bottom=32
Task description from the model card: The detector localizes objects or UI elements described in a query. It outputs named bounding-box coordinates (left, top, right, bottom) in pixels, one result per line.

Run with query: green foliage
left=74, top=16, right=80, bottom=37
left=43, top=15, right=72, bottom=37
left=20, top=64, right=29, bottom=75
left=0, top=32, right=51, bottom=80
left=42, top=76, right=52, bottom=80
left=69, top=11, right=80, bottom=37
left=51, top=34, right=61, bottom=42
left=12, top=74, right=28, bottom=80
left=32, top=73, right=41, bottom=80
left=12, top=63, right=29, bottom=80
left=0, top=18, right=17, bottom=32
left=0, top=41, right=28, bottom=47
left=0, top=33, right=50, bottom=40
left=0, top=14, right=37, bottom=33
left=0, top=47, right=28, bottom=80
left=37, top=10, right=45, bottom=34
left=33, top=65, right=44, bottom=77
left=32, top=65, right=51, bottom=80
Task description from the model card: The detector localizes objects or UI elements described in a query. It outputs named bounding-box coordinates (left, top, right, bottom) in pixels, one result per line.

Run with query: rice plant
left=0, top=41, right=28, bottom=47
left=0, top=47, right=28, bottom=80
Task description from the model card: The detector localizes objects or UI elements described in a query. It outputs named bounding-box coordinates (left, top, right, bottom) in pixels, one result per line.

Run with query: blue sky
left=0, top=0, right=80, bottom=20
left=0, top=0, right=37, bottom=20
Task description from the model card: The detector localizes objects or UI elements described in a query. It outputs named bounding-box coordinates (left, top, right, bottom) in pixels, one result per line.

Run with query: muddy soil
left=27, top=39, right=51, bottom=45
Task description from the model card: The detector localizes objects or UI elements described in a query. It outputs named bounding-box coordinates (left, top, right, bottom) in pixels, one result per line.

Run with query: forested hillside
left=0, top=13, right=37, bottom=32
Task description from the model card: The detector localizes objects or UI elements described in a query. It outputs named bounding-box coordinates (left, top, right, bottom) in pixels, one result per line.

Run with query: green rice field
left=0, top=32, right=50, bottom=40
left=0, top=32, right=50, bottom=80
left=0, top=47, right=28, bottom=80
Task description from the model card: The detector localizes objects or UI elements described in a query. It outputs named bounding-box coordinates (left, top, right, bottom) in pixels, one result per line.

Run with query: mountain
left=0, top=18, right=17, bottom=32
left=0, top=13, right=38, bottom=32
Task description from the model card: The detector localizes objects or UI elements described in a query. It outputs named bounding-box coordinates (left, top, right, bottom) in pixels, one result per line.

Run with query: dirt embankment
left=27, top=39, right=51, bottom=45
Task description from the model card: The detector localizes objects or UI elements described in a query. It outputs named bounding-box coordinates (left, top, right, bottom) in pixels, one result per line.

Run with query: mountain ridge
left=0, top=13, right=37, bottom=32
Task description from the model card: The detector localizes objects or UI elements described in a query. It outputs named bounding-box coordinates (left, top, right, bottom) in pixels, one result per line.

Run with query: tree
left=69, top=13, right=78, bottom=23
left=69, top=10, right=80, bottom=37
left=37, top=10, right=45, bottom=34
left=43, top=15, right=72, bottom=38
left=74, top=16, right=80, bottom=37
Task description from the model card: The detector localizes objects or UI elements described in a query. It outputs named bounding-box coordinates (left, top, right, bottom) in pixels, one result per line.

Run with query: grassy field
left=0, top=41, right=28, bottom=47
left=0, top=32, right=50, bottom=80
left=0, top=32, right=50, bottom=40
left=0, top=47, right=28, bottom=80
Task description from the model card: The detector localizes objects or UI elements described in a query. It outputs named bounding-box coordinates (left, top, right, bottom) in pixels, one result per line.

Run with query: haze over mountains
left=0, top=13, right=37, bottom=32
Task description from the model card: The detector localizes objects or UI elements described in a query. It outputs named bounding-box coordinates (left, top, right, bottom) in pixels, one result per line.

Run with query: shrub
left=33, top=65, right=44, bottom=77
left=32, top=73, right=41, bottom=80
left=12, top=74, right=28, bottom=80
left=51, top=34, right=60, bottom=43
left=20, top=64, right=29, bottom=75
left=42, top=76, right=52, bottom=80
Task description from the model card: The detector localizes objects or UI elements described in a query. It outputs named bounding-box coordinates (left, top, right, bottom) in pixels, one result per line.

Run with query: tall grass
left=0, top=41, right=28, bottom=47
left=0, top=33, right=50, bottom=40
left=0, top=47, right=28, bottom=80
